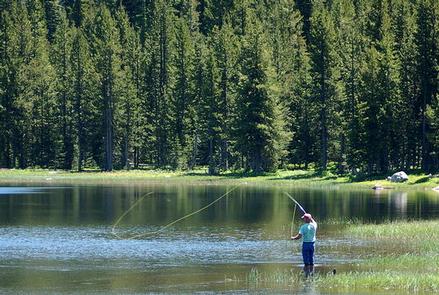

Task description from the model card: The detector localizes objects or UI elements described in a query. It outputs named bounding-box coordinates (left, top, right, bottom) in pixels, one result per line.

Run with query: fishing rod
left=283, top=192, right=307, bottom=214
left=284, top=192, right=308, bottom=238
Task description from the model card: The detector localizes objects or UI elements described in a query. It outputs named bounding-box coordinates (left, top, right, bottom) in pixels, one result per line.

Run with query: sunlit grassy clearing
left=0, top=168, right=437, bottom=188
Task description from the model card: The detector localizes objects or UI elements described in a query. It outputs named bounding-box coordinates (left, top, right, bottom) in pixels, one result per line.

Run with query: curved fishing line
left=291, top=203, right=297, bottom=237
left=111, top=191, right=154, bottom=239
left=126, top=186, right=239, bottom=240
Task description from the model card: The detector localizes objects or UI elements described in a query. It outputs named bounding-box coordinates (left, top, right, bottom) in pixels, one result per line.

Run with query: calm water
left=0, top=183, right=438, bottom=294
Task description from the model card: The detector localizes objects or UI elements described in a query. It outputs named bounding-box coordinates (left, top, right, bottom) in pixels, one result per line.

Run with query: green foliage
left=235, top=14, right=289, bottom=172
left=0, top=0, right=438, bottom=174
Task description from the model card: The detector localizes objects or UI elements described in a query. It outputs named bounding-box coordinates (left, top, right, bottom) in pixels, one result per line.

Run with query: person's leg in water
left=302, top=242, right=315, bottom=278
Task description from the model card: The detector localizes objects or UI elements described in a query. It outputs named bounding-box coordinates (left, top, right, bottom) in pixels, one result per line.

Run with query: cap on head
left=301, top=213, right=312, bottom=221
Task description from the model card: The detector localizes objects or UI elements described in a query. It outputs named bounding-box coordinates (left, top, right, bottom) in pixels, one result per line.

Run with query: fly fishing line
left=111, top=191, right=155, bottom=239
left=127, top=186, right=239, bottom=240
left=112, top=186, right=239, bottom=240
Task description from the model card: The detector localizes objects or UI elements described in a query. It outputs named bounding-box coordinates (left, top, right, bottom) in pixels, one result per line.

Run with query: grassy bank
left=0, top=168, right=438, bottom=189
left=320, top=220, right=439, bottom=293
left=246, top=220, right=439, bottom=294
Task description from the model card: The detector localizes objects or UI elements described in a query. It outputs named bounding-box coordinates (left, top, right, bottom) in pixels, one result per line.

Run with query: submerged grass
left=0, top=168, right=438, bottom=189
left=247, top=267, right=301, bottom=285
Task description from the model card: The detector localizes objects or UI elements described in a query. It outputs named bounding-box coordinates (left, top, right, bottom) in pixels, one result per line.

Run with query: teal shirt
left=299, top=221, right=317, bottom=242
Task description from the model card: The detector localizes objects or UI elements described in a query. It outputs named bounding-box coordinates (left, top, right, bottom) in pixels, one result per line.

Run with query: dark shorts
left=302, top=242, right=315, bottom=265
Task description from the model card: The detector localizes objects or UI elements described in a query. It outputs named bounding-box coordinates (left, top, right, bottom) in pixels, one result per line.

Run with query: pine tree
left=115, top=7, right=141, bottom=170
left=170, top=17, right=195, bottom=169
left=295, top=0, right=313, bottom=42
left=309, top=3, right=340, bottom=171
left=0, top=8, right=15, bottom=167
left=427, top=96, right=439, bottom=171
left=334, top=0, right=366, bottom=173
left=198, top=0, right=233, bottom=34
left=391, top=0, right=418, bottom=170
left=84, top=4, right=122, bottom=171
left=359, top=0, right=401, bottom=174
left=414, top=0, right=438, bottom=172
left=203, top=49, right=221, bottom=174
left=17, top=0, right=58, bottom=167
left=190, top=38, right=207, bottom=169
left=51, top=11, right=75, bottom=169
left=69, top=0, right=91, bottom=27
left=70, top=27, right=99, bottom=171
left=44, top=0, right=64, bottom=42
left=211, top=23, right=238, bottom=171
left=273, top=2, right=316, bottom=169
left=142, top=0, right=175, bottom=168
left=3, top=2, right=32, bottom=168
left=235, top=15, right=289, bottom=172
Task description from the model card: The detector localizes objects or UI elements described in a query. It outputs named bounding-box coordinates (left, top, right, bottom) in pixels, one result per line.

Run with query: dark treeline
left=0, top=0, right=438, bottom=174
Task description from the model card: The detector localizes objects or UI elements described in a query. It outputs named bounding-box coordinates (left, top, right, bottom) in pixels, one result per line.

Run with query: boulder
left=388, top=171, right=409, bottom=183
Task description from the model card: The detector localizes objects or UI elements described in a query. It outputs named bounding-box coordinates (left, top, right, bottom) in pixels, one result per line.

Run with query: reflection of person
left=291, top=213, right=317, bottom=277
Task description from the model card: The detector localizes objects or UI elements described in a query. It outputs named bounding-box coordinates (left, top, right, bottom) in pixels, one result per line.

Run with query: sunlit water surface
left=0, top=184, right=438, bottom=294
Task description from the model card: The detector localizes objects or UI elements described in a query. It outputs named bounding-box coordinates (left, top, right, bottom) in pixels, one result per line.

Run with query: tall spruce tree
left=0, top=9, right=16, bottom=168
left=333, top=0, right=367, bottom=173
left=391, top=0, right=417, bottom=170
left=170, top=17, right=195, bottom=169
left=51, top=12, right=75, bottom=169
left=16, top=0, right=58, bottom=168
left=235, top=14, right=289, bottom=172
left=415, top=0, right=438, bottom=172
left=70, top=27, right=99, bottom=171
left=309, top=3, right=340, bottom=171
left=142, top=0, right=175, bottom=168
left=211, top=23, right=238, bottom=171
left=84, top=4, right=122, bottom=171
left=115, top=7, right=140, bottom=170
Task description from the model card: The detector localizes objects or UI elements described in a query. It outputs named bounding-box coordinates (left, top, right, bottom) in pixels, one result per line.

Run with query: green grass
left=325, top=220, right=439, bottom=293
left=319, top=271, right=439, bottom=293
left=345, top=220, right=439, bottom=251
left=246, top=220, right=439, bottom=294
left=0, top=168, right=437, bottom=189
left=247, top=267, right=303, bottom=285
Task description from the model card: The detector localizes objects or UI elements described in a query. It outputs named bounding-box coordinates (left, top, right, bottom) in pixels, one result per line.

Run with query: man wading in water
left=291, top=213, right=317, bottom=277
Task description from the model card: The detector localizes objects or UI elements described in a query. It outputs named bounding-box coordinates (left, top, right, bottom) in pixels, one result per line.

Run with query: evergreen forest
left=0, top=0, right=438, bottom=175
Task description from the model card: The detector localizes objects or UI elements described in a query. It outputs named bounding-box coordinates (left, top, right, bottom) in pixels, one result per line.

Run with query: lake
left=0, top=183, right=438, bottom=294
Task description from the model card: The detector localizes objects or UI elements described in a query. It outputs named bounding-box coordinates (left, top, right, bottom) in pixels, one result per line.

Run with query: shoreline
left=0, top=169, right=437, bottom=190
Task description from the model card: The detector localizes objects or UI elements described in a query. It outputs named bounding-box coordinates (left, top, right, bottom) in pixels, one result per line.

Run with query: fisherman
left=291, top=213, right=317, bottom=277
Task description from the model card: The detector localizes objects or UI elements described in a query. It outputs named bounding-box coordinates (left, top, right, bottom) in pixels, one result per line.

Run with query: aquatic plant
left=319, top=271, right=439, bottom=293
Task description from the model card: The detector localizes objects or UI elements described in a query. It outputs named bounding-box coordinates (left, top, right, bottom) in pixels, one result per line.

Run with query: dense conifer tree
left=70, top=27, right=99, bottom=171
left=235, top=14, right=289, bottom=172
left=51, top=12, right=74, bottom=169
left=84, top=5, right=123, bottom=171
left=414, top=0, right=438, bottom=172
left=170, top=17, right=195, bottom=168
left=0, top=0, right=438, bottom=174
left=309, top=3, right=340, bottom=171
